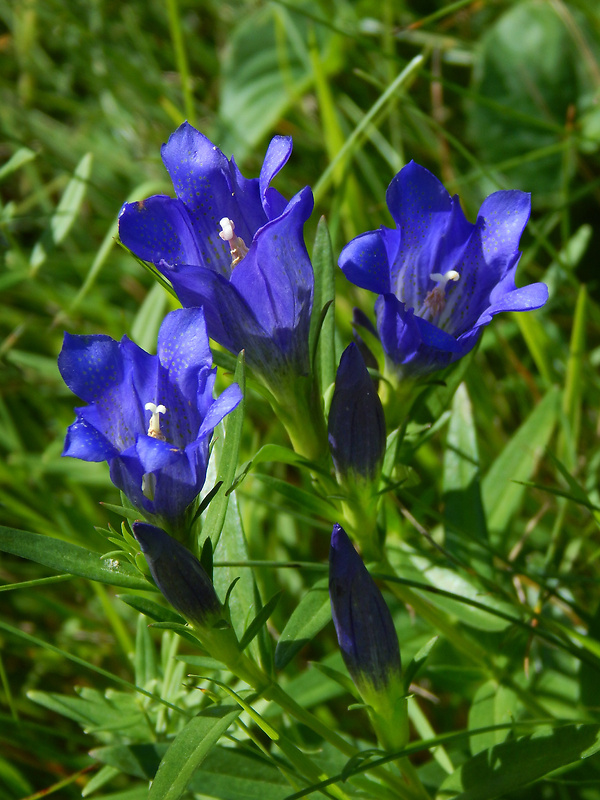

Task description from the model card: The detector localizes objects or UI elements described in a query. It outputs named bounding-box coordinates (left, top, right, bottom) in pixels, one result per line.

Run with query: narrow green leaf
left=0, top=526, right=149, bottom=590
left=443, top=383, right=491, bottom=577
left=148, top=706, right=241, bottom=800
left=275, top=578, right=331, bottom=670
left=482, top=387, right=559, bottom=541
left=201, top=352, right=245, bottom=548
left=561, top=283, right=586, bottom=468
left=403, top=636, right=438, bottom=691
left=30, top=152, right=93, bottom=274
left=130, top=282, right=170, bottom=353
left=239, top=592, right=281, bottom=651
left=119, top=594, right=184, bottom=625
left=252, top=474, right=335, bottom=520
left=212, top=495, right=254, bottom=636
left=134, top=615, right=157, bottom=689
left=309, top=216, right=337, bottom=397
left=0, top=147, right=36, bottom=182
left=438, top=724, right=600, bottom=800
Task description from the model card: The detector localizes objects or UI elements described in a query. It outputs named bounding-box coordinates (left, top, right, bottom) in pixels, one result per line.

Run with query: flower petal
left=118, top=195, right=201, bottom=268
left=161, top=122, right=262, bottom=276
left=386, top=161, right=459, bottom=308
left=339, top=229, right=392, bottom=295
left=62, top=416, right=118, bottom=461
left=230, top=188, right=314, bottom=338
left=259, top=135, right=292, bottom=219
left=197, top=383, right=243, bottom=440
left=58, top=333, right=122, bottom=403
left=157, top=307, right=212, bottom=399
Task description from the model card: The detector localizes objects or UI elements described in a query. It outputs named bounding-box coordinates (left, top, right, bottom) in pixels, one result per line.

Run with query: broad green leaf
left=275, top=578, right=331, bottom=670
left=30, top=152, right=93, bottom=273
left=443, top=383, right=491, bottom=577
left=0, top=526, right=150, bottom=590
left=468, top=680, right=521, bottom=756
left=201, top=352, right=246, bottom=549
left=482, top=388, right=559, bottom=542
left=310, top=216, right=337, bottom=397
left=148, top=706, right=241, bottom=800
left=219, top=3, right=336, bottom=157
left=466, top=0, right=583, bottom=196
left=437, top=724, right=600, bottom=800
left=92, top=743, right=290, bottom=799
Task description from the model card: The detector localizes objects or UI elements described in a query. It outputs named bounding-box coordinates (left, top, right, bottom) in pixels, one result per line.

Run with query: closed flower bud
left=329, top=524, right=408, bottom=750
left=328, top=344, right=386, bottom=484
left=132, top=522, right=222, bottom=629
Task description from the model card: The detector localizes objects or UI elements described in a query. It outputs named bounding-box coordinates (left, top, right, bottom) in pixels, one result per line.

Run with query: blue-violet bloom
left=59, top=308, right=242, bottom=531
left=329, top=523, right=408, bottom=749
left=132, top=522, right=222, bottom=628
left=328, top=343, right=386, bottom=484
left=118, top=122, right=315, bottom=386
left=339, top=161, right=548, bottom=378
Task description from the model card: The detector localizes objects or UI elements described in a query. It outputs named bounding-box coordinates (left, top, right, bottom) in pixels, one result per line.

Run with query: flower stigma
left=421, top=269, right=460, bottom=319
left=145, top=402, right=167, bottom=441
left=219, top=217, right=249, bottom=267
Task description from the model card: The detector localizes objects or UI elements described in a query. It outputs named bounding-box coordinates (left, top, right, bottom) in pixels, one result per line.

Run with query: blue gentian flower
left=329, top=524, right=408, bottom=749
left=132, top=522, right=222, bottom=628
left=59, top=308, right=242, bottom=531
left=339, top=161, right=548, bottom=378
left=328, top=343, right=386, bottom=484
left=118, top=122, right=315, bottom=388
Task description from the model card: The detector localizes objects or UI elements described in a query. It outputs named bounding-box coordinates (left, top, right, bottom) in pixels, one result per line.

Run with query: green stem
left=269, top=374, right=329, bottom=465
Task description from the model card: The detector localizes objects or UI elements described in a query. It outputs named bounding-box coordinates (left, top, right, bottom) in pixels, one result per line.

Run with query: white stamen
left=422, top=270, right=460, bottom=318
left=145, top=402, right=167, bottom=441
left=218, top=217, right=249, bottom=267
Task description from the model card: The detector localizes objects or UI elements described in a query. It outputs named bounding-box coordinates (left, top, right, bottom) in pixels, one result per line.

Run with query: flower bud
left=328, top=344, right=386, bottom=484
left=132, top=522, right=222, bottom=628
left=329, top=523, right=408, bottom=750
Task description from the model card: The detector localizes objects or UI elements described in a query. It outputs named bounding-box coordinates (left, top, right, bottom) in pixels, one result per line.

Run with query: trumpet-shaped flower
left=118, top=122, right=314, bottom=386
left=59, top=308, right=242, bottom=530
left=339, top=161, right=548, bottom=378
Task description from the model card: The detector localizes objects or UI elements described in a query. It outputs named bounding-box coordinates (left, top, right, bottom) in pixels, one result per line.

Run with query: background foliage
left=1, top=0, right=600, bottom=798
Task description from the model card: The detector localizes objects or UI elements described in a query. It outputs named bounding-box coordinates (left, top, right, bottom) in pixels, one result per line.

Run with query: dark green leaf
left=0, top=526, right=149, bottom=590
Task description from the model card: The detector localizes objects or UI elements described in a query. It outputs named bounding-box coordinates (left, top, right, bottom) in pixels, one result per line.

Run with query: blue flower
left=132, top=522, right=222, bottom=628
left=329, top=524, right=408, bottom=749
left=328, top=343, right=386, bottom=484
left=58, top=308, right=242, bottom=531
left=118, top=122, right=315, bottom=387
left=339, top=161, right=548, bottom=378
